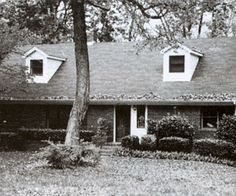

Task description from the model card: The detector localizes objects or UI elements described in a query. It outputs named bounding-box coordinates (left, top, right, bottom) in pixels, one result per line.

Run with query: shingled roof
left=1, top=37, right=236, bottom=104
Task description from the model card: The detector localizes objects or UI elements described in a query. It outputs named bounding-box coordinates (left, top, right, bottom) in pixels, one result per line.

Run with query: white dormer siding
left=162, top=44, right=203, bottom=82
left=24, top=47, right=65, bottom=83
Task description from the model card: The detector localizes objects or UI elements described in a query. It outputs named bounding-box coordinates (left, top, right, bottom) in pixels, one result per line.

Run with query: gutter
left=0, top=99, right=235, bottom=106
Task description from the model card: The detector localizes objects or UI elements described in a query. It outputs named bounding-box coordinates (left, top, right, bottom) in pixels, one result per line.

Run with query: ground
left=0, top=152, right=236, bottom=196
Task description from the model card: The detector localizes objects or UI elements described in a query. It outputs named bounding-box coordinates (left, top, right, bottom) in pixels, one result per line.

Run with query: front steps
left=99, top=143, right=121, bottom=156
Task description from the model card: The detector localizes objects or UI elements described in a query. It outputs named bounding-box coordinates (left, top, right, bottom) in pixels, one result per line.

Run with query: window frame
left=30, top=59, right=43, bottom=76
left=169, top=55, right=185, bottom=73
left=136, top=105, right=146, bottom=129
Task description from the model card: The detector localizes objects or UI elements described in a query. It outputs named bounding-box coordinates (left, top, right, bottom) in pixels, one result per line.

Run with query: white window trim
left=130, top=105, right=148, bottom=138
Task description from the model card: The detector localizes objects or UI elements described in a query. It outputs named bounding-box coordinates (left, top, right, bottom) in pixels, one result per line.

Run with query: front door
left=116, top=106, right=130, bottom=142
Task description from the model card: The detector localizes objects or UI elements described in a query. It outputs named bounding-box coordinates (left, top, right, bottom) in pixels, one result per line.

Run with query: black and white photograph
left=0, top=0, right=236, bottom=195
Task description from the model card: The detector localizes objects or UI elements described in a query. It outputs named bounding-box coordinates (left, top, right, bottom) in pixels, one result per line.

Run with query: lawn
left=0, top=152, right=236, bottom=196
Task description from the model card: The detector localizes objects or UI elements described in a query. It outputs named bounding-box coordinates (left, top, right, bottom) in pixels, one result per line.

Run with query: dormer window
left=169, top=56, right=185, bottom=73
left=30, top=60, right=43, bottom=76
left=161, top=44, right=203, bottom=82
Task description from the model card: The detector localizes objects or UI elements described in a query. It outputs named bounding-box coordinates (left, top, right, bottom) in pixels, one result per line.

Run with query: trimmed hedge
left=0, top=132, right=25, bottom=151
left=156, top=115, right=195, bottom=140
left=121, top=135, right=139, bottom=150
left=217, top=115, right=236, bottom=145
left=114, top=148, right=235, bottom=167
left=140, top=134, right=157, bottom=151
left=18, top=128, right=95, bottom=142
left=193, top=139, right=235, bottom=159
left=159, top=137, right=191, bottom=153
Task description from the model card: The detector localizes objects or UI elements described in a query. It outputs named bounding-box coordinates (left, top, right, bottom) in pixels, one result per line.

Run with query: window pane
left=137, top=105, right=145, bottom=128
left=202, top=107, right=218, bottom=129
left=203, top=118, right=217, bottom=128
left=31, top=60, right=43, bottom=75
left=169, top=56, right=185, bottom=73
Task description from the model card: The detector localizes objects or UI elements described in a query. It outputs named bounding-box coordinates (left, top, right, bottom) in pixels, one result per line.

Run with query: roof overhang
left=0, top=99, right=234, bottom=106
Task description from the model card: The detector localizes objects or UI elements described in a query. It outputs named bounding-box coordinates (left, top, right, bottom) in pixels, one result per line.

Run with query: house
left=0, top=37, right=236, bottom=142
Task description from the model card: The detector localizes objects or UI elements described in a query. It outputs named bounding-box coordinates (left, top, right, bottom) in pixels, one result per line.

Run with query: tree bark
left=65, top=0, right=90, bottom=146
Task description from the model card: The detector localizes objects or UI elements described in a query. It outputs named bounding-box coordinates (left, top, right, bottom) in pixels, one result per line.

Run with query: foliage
left=35, top=142, right=100, bottom=169
left=92, top=118, right=110, bottom=147
left=158, top=137, right=191, bottom=153
left=193, top=139, right=235, bottom=159
left=175, top=93, right=235, bottom=101
left=18, top=128, right=95, bottom=142
left=0, top=21, right=31, bottom=95
left=121, top=135, right=139, bottom=150
left=147, top=119, right=158, bottom=134
left=140, top=134, right=157, bottom=151
left=114, top=148, right=235, bottom=167
left=156, top=115, right=195, bottom=140
left=0, top=132, right=25, bottom=151
left=217, top=115, right=236, bottom=145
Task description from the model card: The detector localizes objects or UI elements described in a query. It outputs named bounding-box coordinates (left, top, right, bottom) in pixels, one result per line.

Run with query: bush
left=92, top=118, right=110, bottom=148
left=156, top=115, right=195, bottom=140
left=35, top=142, right=100, bottom=169
left=193, top=139, right=235, bottom=159
left=19, top=128, right=95, bottom=142
left=147, top=119, right=158, bottom=134
left=19, top=128, right=66, bottom=141
left=217, top=115, right=236, bottom=145
left=0, top=132, right=25, bottom=151
left=113, top=148, right=235, bottom=167
left=140, top=134, right=157, bottom=151
left=121, top=135, right=139, bottom=150
left=158, top=137, right=191, bottom=152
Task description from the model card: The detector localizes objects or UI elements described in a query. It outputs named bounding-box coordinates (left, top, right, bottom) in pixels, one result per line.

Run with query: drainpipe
left=234, top=100, right=236, bottom=116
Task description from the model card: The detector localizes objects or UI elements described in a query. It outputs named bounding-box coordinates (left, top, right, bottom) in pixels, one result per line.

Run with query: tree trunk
left=65, top=0, right=90, bottom=146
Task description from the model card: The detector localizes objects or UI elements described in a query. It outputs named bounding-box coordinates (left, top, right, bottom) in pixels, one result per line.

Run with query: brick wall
left=148, top=106, right=201, bottom=128
left=86, top=105, right=114, bottom=142
left=0, top=104, right=114, bottom=141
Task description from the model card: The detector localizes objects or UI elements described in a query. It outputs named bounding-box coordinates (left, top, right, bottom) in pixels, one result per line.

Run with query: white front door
left=130, top=105, right=148, bottom=139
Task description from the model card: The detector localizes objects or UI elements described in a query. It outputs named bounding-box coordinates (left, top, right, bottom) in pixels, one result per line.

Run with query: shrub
left=19, top=128, right=66, bottom=141
left=92, top=118, right=110, bottom=148
left=113, top=148, right=235, bottom=167
left=156, top=115, right=195, bottom=140
left=35, top=142, right=100, bottom=169
left=158, top=137, right=191, bottom=152
left=193, top=139, right=235, bottom=159
left=121, top=135, right=139, bottom=150
left=140, top=134, right=157, bottom=151
left=0, top=132, right=25, bottom=151
left=19, top=128, right=95, bottom=142
left=147, top=119, right=158, bottom=134
left=217, top=115, right=236, bottom=145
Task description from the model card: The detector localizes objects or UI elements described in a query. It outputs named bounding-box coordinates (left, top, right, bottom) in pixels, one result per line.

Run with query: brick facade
left=0, top=104, right=235, bottom=141
left=0, top=104, right=114, bottom=139
left=148, top=106, right=201, bottom=128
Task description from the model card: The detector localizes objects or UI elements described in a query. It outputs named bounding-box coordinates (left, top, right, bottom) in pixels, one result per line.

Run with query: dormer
left=23, top=47, right=66, bottom=83
left=161, top=44, right=203, bottom=82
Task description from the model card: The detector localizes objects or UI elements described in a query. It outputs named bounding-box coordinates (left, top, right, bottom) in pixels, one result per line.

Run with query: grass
left=0, top=152, right=236, bottom=196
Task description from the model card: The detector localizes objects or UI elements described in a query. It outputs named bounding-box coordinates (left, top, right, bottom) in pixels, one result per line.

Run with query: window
left=202, top=107, right=218, bottom=129
left=201, top=107, right=235, bottom=129
left=30, top=60, right=43, bottom=75
left=137, top=105, right=145, bottom=128
left=169, top=56, right=185, bottom=73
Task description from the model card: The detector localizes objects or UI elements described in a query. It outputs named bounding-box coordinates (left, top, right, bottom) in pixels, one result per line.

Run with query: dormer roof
left=161, top=43, right=204, bottom=57
left=23, top=47, right=66, bottom=61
